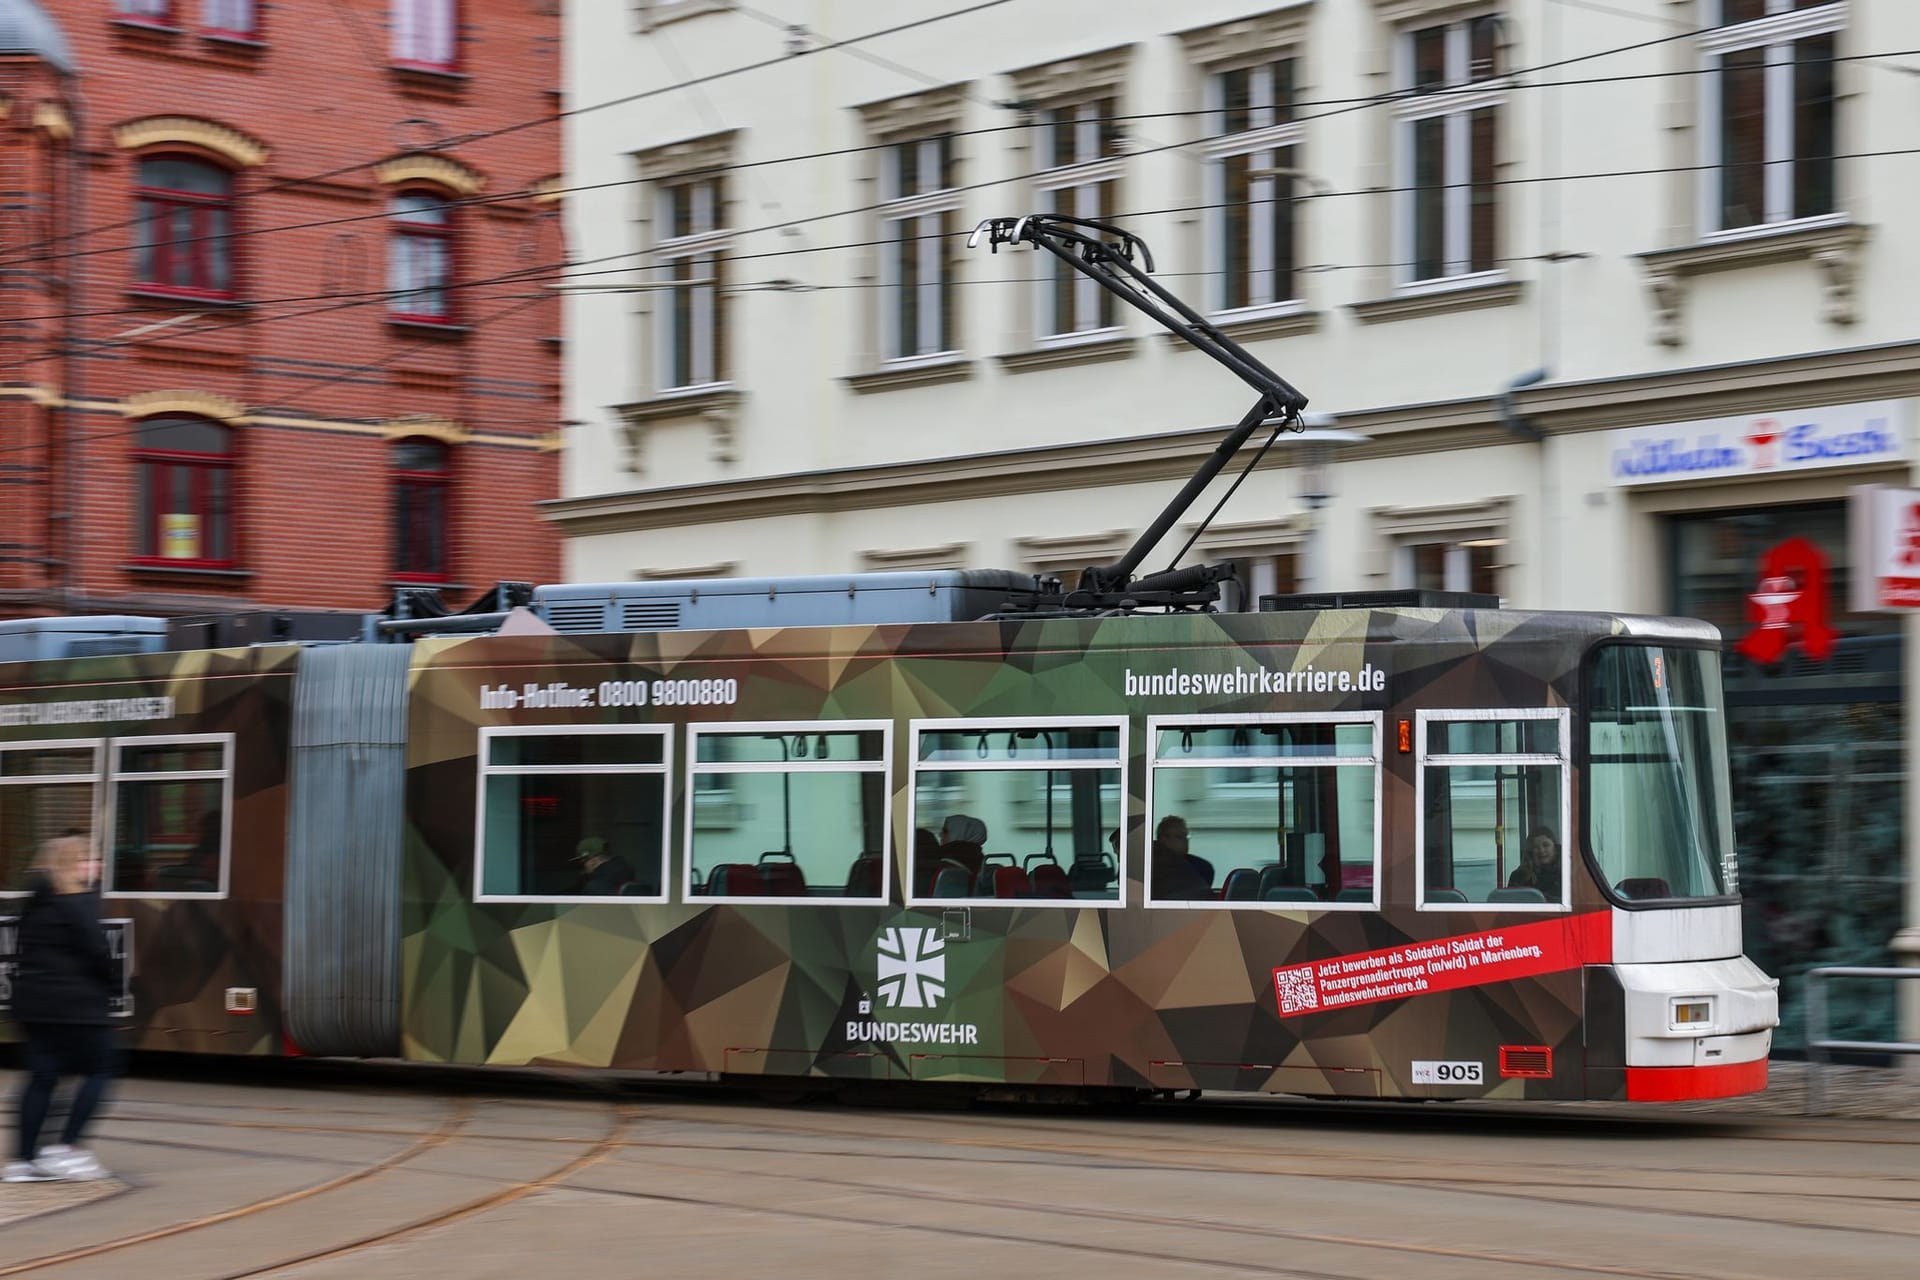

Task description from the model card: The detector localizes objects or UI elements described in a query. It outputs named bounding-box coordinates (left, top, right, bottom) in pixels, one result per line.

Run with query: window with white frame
left=652, top=174, right=728, bottom=391
left=1148, top=717, right=1380, bottom=907
left=1, top=742, right=101, bottom=895
left=476, top=727, right=671, bottom=900
left=1702, top=0, right=1841, bottom=234
left=1395, top=537, right=1501, bottom=595
left=1203, top=57, right=1303, bottom=313
left=686, top=726, right=889, bottom=901
left=1391, top=13, right=1505, bottom=283
left=909, top=721, right=1124, bottom=903
left=1032, top=100, right=1124, bottom=338
left=1417, top=712, right=1568, bottom=908
left=878, top=134, right=960, bottom=361
left=108, top=736, right=232, bottom=897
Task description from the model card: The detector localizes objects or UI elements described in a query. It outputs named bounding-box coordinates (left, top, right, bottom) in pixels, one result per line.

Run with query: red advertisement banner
left=1271, top=912, right=1612, bottom=1018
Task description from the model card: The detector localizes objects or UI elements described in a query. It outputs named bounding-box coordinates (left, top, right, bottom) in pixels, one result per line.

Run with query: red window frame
left=131, top=418, right=237, bottom=570
left=134, top=158, right=235, bottom=299
left=392, top=438, right=452, bottom=583
left=388, top=191, right=456, bottom=324
left=201, top=0, right=258, bottom=39
left=392, top=0, right=459, bottom=73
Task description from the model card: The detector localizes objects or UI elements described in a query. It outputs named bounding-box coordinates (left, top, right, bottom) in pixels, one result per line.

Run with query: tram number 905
left=1410, top=1060, right=1484, bottom=1085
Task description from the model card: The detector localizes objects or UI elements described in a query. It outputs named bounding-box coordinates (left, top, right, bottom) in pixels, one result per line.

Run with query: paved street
left=0, top=1062, right=1915, bottom=1279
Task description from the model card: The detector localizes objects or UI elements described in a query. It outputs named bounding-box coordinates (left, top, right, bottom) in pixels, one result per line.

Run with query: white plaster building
left=557, top=0, right=1920, bottom=1045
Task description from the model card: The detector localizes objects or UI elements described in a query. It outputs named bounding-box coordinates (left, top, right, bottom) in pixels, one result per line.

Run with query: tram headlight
left=1670, top=998, right=1713, bottom=1030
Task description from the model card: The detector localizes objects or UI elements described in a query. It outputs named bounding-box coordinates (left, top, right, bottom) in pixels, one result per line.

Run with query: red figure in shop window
left=1735, top=537, right=1836, bottom=665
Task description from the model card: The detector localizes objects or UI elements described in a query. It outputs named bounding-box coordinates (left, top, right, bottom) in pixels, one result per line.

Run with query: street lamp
left=1285, top=412, right=1370, bottom=595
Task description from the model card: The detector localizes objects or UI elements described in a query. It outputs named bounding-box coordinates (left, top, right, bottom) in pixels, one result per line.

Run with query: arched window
left=133, top=415, right=236, bottom=566
left=393, top=438, right=451, bottom=580
left=388, top=193, right=453, bottom=322
left=134, top=157, right=235, bottom=296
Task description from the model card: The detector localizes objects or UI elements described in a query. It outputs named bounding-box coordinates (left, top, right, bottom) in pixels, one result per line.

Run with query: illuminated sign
left=1735, top=537, right=1836, bottom=665
left=1608, top=401, right=1906, bottom=486
left=1848, top=485, right=1920, bottom=611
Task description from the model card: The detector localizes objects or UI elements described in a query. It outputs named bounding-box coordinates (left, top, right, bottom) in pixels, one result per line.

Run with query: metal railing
left=1804, top=966, right=1920, bottom=1115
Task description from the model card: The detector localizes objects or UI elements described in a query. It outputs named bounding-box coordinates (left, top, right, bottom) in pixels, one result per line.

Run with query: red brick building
left=0, top=0, right=561, bottom=618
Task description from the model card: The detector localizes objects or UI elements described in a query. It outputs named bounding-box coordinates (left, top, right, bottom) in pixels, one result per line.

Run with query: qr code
left=1274, top=964, right=1319, bottom=1014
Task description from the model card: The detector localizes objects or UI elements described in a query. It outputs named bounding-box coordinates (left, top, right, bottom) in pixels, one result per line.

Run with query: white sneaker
left=37, top=1146, right=107, bottom=1181
left=3, top=1160, right=61, bottom=1182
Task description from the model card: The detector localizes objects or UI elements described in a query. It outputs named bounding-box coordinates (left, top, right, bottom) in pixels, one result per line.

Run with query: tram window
left=0, top=744, right=102, bottom=895
left=107, top=735, right=232, bottom=897
left=908, top=721, right=1124, bottom=904
left=1418, top=710, right=1568, bottom=909
left=687, top=725, right=890, bottom=902
left=477, top=726, right=671, bottom=901
left=1147, top=718, right=1379, bottom=907
left=1587, top=645, right=1734, bottom=901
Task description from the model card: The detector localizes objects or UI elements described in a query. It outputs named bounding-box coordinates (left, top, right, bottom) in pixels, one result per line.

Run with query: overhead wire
left=0, top=0, right=1024, bottom=268
left=4, top=135, right=1916, bottom=331
left=7, top=18, right=1896, bottom=278
left=9, top=41, right=1904, bottom=280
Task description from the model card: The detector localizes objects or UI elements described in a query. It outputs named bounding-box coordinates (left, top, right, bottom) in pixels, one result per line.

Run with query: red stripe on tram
left=1624, top=1058, right=1768, bottom=1102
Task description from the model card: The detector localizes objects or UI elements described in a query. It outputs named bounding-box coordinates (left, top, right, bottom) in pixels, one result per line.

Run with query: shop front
left=1610, top=400, right=1912, bottom=1050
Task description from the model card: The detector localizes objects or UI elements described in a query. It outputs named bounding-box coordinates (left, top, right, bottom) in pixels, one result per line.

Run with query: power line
left=5, top=139, right=1913, bottom=330
left=0, top=293, right=550, bottom=462
left=0, top=0, right=1022, bottom=269
left=14, top=40, right=1901, bottom=279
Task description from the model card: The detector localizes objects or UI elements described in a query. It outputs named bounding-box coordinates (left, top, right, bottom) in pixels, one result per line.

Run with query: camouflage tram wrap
left=1, top=597, right=1779, bottom=1103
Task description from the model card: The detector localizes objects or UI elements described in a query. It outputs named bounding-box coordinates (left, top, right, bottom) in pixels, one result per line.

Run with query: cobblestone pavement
left=1666, top=1060, right=1920, bottom=1120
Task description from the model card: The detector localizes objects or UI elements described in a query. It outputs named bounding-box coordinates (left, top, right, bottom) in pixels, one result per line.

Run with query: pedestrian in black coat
left=6, top=835, right=117, bottom=1183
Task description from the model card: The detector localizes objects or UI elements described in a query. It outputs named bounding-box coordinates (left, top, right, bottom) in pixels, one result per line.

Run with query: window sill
left=110, top=18, right=182, bottom=38
left=388, top=318, right=470, bottom=339
left=1348, top=277, right=1524, bottom=326
left=995, top=333, right=1136, bottom=373
left=1634, top=219, right=1867, bottom=346
left=124, top=562, right=251, bottom=580
left=200, top=32, right=267, bottom=52
left=1162, top=308, right=1322, bottom=347
left=639, top=0, right=733, bottom=31
left=614, top=387, right=744, bottom=470
left=125, top=286, right=248, bottom=310
left=391, top=64, right=469, bottom=98
left=843, top=357, right=973, bottom=395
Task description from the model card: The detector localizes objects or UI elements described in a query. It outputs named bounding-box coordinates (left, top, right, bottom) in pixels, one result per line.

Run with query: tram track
left=6, top=1084, right=1912, bottom=1278
left=559, top=1159, right=1767, bottom=1280
left=206, top=1105, right=634, bottom=1280
left=0, top=1099, right=472, bottom=1277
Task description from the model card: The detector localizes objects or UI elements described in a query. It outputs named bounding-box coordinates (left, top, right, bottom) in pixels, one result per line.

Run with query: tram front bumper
left=1588, top=956, right=1779, bottom=1100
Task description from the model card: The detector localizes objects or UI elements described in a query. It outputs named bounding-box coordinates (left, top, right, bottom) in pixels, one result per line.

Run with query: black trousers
left=15, top=1021, right=115, bottom=1163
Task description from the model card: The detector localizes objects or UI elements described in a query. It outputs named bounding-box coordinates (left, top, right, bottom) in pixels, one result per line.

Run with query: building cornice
left=546, top=339, right=1920, bottom=536
left=1177, top=4, right=1315, bottom=68
left=1007, top=45, right=1133, bottom=104
left=856, top=85, right=969, bottom=138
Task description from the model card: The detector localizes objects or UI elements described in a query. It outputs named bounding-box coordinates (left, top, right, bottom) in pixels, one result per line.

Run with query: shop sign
left=1848, top=485, right=1920, bottom=611
left=1607, top=400, right=1907, bottom=486
left=1735, top=537, right=1835, bottom=665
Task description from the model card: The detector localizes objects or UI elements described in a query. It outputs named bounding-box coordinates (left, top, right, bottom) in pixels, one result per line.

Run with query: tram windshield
left=1586, top=644, right=1735, bottom=901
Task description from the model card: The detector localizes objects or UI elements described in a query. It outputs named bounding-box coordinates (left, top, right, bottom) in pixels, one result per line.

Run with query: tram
left=0, top=216, right=1777, bottom=1101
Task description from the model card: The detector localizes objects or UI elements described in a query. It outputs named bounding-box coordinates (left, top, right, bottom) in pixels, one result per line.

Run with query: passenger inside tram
left=568, top=836, right=637, bottom=896
left=1151, top=815, right=1215, bottom=898
left=1506, top=827, right=1563, bottom=895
